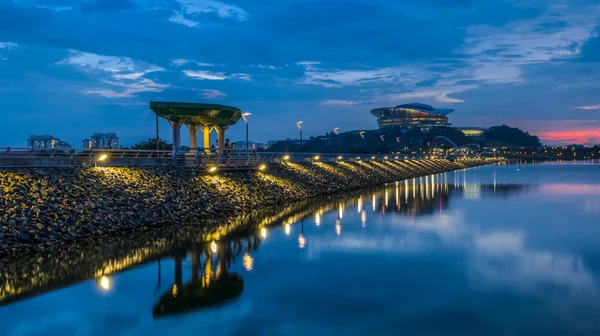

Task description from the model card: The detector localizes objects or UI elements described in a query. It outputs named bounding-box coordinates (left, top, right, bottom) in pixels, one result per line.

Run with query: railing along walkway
left=0, top=147, right=425, bottom=169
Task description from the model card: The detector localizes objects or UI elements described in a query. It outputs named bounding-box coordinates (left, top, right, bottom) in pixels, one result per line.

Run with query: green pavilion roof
left=150, top=101, right=242, bottom=126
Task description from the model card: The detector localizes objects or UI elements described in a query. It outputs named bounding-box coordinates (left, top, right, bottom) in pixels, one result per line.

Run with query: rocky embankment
left=0, top=158, right=501, bottom=256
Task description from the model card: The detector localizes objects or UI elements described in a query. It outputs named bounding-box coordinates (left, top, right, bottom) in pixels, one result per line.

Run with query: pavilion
left=150, top=101, right=242, bottom=153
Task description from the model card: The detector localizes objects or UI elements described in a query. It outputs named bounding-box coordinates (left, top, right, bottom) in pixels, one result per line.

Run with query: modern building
left=27, top=135, right=72, bottom=149
left=82, top=133, right=119, bottom=149
left=456, top=127, right=488, bottom=141
left=371, top=103, right=454, bottom=131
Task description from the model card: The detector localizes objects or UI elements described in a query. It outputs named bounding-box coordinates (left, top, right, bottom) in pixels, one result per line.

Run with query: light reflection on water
left=0, top=163, right=600, bottom=335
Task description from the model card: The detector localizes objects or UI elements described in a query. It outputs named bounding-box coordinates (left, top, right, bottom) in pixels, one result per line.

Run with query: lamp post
left=95, top=154, right=108, bottom=167
left=242, top=112, right=251, bottom=150
left=297, top=121, right=304, bottom=151
left=333, top=127, right=339, bottom=153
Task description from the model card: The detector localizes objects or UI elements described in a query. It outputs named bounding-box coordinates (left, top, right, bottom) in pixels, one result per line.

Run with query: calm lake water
left=1, top=161, right=600, bottom=336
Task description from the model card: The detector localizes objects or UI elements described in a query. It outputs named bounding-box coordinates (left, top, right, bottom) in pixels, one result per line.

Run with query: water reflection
left=0, top=177, right=527, bottom=312
left=153, top=235, right=259, bottom=318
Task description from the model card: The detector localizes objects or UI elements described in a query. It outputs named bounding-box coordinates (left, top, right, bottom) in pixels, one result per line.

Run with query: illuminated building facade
left=371, top=103, right=454, bottom=131
left=82, top=132, right=119, bottom=149
left=27, top=135, right=72, bottom=149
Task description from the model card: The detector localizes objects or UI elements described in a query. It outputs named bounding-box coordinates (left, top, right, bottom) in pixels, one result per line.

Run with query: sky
left=0, top=0, right=599, bottom=147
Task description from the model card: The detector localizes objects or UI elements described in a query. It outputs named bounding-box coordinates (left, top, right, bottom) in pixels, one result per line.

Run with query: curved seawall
left=0, top=158, right=501, bottom=257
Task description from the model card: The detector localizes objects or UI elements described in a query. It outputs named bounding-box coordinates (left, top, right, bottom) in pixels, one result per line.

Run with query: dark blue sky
left=0, top=0, right=599, bottom=146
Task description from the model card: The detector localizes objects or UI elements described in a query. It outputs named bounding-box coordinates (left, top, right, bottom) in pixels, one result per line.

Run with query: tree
left=130, top=138, right=173, bottom=150
left=486, top=125, right=541, bottom=147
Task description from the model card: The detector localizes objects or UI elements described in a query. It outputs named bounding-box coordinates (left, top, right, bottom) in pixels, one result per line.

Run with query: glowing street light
left=284, top=223, right=291, bottom=235
left=396, top=137, right=400, bottom=143
left=359, top=131, right=366, bottom=138
left=283, top=154, right=290, bottom=161
left=242, top=112, right=251, bottom=150
left=211, top=241, right=217, bottom=253
left=259, top=164, right=267, bottom=171
left=208, top=166, right=217, bottom=172
left=297, top=121, right=304, bottom=150
left=380, top=135, right=385, bottom=141
left=95, top=154, right=108, bottom=167
left=260, top=227, right=267, bottom=239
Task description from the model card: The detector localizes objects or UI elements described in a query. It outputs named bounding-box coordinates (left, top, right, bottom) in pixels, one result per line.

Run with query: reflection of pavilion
left=152, top=235, right=260, bottom=318
left=150, top=101, right=242, bottom=153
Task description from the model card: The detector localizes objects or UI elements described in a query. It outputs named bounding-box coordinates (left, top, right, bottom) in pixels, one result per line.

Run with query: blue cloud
left=0, top=0, right=599, bottom=146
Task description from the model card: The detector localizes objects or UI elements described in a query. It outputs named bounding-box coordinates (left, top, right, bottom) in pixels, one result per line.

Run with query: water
left=1, top=162, right=600, bottom=336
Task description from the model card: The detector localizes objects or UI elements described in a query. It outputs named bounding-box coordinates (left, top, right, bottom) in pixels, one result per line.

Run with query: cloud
left=182, top=70, right=251, bottom=81
left=573, top=105, right=600, bottom=111
left=0, top=42, right=18, bottom=60
left=320, top=100, right=358, bottom=106
left=59, top=50, right=167, bottom=98
left=169, top=0, right=248, bottom=27
left=182, top=70, right=227, bottom=80
left=0, top=42, right=18, bottom=50
left=459, top=3, right=599, bottom=84
left=198, top=89, right=226, bottom=99
left=168, top=12, right=199, bottom=27
left=388, top=85, right=477, bottom=104
left=171, top=59, right=216, bottom=67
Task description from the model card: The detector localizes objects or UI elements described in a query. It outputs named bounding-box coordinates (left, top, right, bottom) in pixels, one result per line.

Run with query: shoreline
left=0, top=158, right=502, bottom=258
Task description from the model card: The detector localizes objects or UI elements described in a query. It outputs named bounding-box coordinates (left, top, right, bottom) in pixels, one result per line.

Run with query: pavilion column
left=191, top=249, right=199, bottom=283
left=216, top=127, right=227, bottom=149
left=171, top=122, right=182, bottom=155
left=189, top=125, right=198, bottom=152
left=203, top=125, right=211, bottom=149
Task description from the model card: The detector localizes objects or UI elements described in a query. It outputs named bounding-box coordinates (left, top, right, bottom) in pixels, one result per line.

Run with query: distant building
left=371, top=103, right=454, bottom=132
left=27, top=135, right=72, bottom=149
left=82, top=133, right=119, bottom=149
left=233, top=141, right=266, bottom=150
left=457, top=127, right=488, bottom=138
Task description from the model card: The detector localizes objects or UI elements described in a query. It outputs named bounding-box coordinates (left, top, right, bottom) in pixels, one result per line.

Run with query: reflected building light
left=315, top=213, right=321, bottom=226
left=338, top=204, right=344, bottom=219
left=99, top=275, right=110, bottom=291
left=335, top=219, right=341, bottom=236
left=432, top=175, right=435, bottom=198
left=405, top=180, right=409, bottom=202
left=298, top=234, right=306, bottom=249
left=243, top=253, right=254, bottom=271
left=211, top=241, right=217, bottom=253
left=412, top=179, right=416, bottom=198
left=284, top=223, right=291, bottom=235
left=425, top=175, right=429, bottom=199
left=395, top=185, right=399, bottom=208
left=357, top=197, right=363, bottom=213
left=372, top=193, right=376, bottom=211
left=361, top=210, right=367, bottom=227
left=385, top=190, right=389, bottom=208
left=261, top=227, right=267, bottom=239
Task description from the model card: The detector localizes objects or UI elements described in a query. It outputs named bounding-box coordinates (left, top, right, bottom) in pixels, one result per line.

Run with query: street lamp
left=333, top=127, right=339, bottom=153
left=242, top=112, right=251, bottom=150
left=359, top=131, right=366, bottom=138
left=297, top=121, right=304, bottom=151
left=95, top=154, right=108, bottom=167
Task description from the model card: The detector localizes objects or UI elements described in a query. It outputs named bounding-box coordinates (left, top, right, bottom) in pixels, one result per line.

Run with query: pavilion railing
left=0, top=147, right=425, bottom=169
